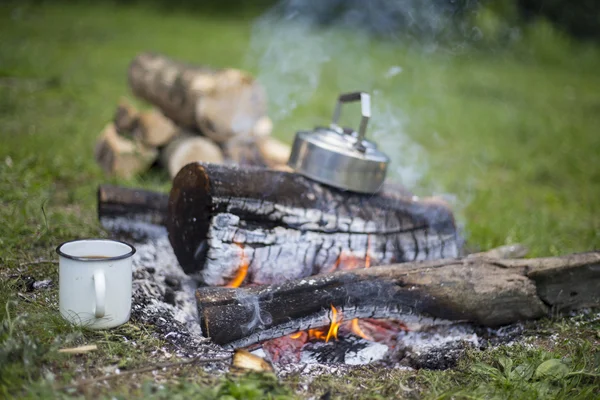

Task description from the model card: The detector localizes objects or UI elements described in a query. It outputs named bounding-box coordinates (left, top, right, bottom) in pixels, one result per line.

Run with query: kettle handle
left=331, top=92, right=371, bottom=151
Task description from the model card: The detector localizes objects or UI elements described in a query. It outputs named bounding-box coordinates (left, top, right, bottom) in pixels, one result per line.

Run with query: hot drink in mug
left=56, top=239, right=136, bottom=329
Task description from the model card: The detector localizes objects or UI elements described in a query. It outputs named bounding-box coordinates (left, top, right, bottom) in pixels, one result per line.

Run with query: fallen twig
left=56, top=354, right=232, bottom=390
left=16, top=292, right=47, bottom=308
left=58, top=345, right=98, bottom=354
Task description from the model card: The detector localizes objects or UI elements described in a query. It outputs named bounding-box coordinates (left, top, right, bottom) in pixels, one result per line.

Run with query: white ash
left=101, top=217, right=167, bottom=241
left=132, top=236, right=201, bottom=333
left=345, top=341, right=389, bottom=365
left=396, top=323, right=480, bottom=352
left=300, top=338, right=390, bottom=366
left=128, top=235, right=231, bottom=367
left=276, top=361, right=358, bottom=380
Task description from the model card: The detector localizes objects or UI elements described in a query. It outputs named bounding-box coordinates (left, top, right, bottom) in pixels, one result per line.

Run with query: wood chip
left=231, top=349, right=274, bottom=372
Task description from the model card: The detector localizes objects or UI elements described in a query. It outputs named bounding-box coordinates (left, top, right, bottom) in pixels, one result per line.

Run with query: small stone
left=18, top=275, right=36, bottom=292
left=163, top=287, right=176, bottom=305
left=33, top=279, right=52, bottom=290
left=164, top=275, right=181, bottom=290
left=145, top=266, right=156, bottom=274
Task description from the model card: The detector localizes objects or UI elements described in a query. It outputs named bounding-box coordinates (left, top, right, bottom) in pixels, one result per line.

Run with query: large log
left=128, top=53, right=267, bottom=143
left=196, top=252, right=600, bottom=348
left=167, top=163, right=460, bottom=286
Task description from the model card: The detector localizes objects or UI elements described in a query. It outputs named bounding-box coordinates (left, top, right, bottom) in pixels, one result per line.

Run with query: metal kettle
left=287, top=91, right=389, bottom=194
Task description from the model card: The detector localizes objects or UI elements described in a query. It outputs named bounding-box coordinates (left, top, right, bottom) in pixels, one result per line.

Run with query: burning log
left=97, top=184, right=168, bottom=237
left=196, top=251, right=600, bottom=348
left=167, top=162, right=460, bottom=285
left=128, top=52, right=267, bottom=143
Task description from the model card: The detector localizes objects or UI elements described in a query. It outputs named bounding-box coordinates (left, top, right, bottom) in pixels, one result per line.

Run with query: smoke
left=245, top=0, right=478, bottom=225
left=247, top=17, right=332, bottom=121
left=368, top=94, right=426, bottom=189
left=246, top=0, right=473, bottom=117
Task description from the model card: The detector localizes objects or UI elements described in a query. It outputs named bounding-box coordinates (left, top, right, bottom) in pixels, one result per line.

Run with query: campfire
left=96, top=53, right=600, bottom=373
left=100, top=166, right=600, bottom=370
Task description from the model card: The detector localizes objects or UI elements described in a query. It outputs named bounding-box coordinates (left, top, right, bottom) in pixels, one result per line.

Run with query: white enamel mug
left=56, top=239, right=136, bottom=329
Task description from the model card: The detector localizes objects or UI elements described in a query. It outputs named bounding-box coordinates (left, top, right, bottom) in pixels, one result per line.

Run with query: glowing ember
left=350, top=318, right=374, bottom=341
left=333, top=252, right=362, bottom=271
left=331, top=236, right=373, bottom=272
left=333, top=254, right=341, bottom=271
left=326, top=305, right=342, bottom=342
left=289, top=332, right=303, bottom=339
left=308, top=328, right=327, bottom=341
left=225, top=244, right=248, bottom=288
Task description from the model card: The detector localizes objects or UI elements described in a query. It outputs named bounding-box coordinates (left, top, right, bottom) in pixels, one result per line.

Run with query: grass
left=0, top=0, right=599, bottom=398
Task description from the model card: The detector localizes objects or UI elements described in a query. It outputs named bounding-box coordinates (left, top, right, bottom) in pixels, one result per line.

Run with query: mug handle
left=93, top=270, right=106, bottom=318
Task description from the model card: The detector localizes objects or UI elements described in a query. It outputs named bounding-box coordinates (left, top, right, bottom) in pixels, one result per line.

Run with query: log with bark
left=257, top=136, right=292, bottom=168
left=196, top=251, right=600, bottom=348
left=114, top=98, right=139, bottom=134
left=128, top=52, right=267, bottom=143
left=161, top=133, right=225, bottom=178
left=132, top=109, right=179, bottom=148
left=167, top=162, right=460, bottom=286
left=97, top=184, right=169, bottom=238
left=94, top=123, right=158, bottom=179
left=221, top=137, right=268, bottom=168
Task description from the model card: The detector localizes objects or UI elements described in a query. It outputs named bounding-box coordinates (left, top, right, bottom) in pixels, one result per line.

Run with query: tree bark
left=167, top=162, right=460, bottom=286
left=128, top=52, right=267, bottom=143
left=196, top=251, right=600, bottom=348
left=97, top=184, right=169, bottom=238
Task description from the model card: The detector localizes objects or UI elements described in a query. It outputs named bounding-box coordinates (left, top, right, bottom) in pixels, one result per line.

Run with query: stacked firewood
left=94, top=52, right=291, bottom=179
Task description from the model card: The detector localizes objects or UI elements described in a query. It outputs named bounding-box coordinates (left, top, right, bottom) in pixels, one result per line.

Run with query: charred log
left=196, top=252, right=600, bottom=348
left=167, top=162, right=460, bottom=285
left=98, top=185, right=169, bottom=238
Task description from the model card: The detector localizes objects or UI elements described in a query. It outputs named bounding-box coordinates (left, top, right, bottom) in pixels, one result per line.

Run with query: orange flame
left=225, top=244, right=248, bottom=288
left=326, top=305, right=342, bottom=342
left=289, top=332, right=303, bottom=339
left=365, top=234, right=371, bottom=268
left=350, top=318, right=374, bottom=341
